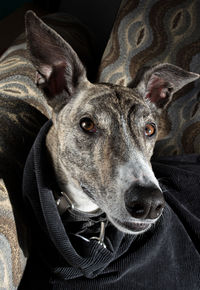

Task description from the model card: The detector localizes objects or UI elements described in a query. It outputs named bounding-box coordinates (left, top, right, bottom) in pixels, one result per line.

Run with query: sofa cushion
left=98, top=0, right=200, bottom=156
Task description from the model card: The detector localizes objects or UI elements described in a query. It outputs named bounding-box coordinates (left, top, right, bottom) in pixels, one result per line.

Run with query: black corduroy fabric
left=19, top=120, right=200, bottom=289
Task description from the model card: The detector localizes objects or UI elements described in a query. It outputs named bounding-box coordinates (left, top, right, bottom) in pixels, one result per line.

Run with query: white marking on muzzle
left=117, top=153, right=161, bottom=194
left=120, top=117, right=160, bottom=188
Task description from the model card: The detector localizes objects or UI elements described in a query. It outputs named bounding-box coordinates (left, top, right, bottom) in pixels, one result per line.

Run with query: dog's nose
left=124, top=184, right=165, bottom=220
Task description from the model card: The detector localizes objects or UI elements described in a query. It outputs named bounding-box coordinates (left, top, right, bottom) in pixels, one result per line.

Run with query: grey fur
left=26, top=11, right=200, bottom=235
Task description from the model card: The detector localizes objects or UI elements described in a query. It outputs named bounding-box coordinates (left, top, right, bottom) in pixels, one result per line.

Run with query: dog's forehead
left=89, top=83, right=143, bottom=105
left=72, top=83, right=148, bottom=116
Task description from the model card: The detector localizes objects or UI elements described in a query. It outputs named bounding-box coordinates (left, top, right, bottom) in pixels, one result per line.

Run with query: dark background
left=0, top=0, right=122, bottom=58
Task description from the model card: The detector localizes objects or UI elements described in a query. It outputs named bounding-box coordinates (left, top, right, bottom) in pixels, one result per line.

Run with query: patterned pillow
left=0, top=179, right=27, bottom=289
left=98, top=0, right=200, bottom=156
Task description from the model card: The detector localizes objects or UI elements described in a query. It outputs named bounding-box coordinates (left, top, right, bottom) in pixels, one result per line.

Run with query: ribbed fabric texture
left=19, top=120, right=200, bottom=289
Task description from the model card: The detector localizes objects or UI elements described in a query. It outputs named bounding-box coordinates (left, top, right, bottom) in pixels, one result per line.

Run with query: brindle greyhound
left=25, top=11, right=199, bottom=235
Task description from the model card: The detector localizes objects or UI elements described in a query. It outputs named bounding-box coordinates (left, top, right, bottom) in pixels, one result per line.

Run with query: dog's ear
left=134, top=63, right=199, bottom=109
left=25, top=11, right=87, bottom=109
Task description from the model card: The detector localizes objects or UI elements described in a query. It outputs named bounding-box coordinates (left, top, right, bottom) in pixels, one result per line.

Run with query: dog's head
left=26, top=11, right=199, bottom=234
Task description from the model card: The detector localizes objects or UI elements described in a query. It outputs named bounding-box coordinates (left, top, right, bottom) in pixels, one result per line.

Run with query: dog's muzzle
left=108, top=184, right=165, bottom=235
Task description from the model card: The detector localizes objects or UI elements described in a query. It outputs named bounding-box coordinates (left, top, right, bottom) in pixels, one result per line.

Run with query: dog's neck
left=62, top=181, right=100, bottom=213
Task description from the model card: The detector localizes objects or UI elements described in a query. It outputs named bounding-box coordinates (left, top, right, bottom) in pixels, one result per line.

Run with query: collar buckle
left=56, top=191, right=74, bottom=215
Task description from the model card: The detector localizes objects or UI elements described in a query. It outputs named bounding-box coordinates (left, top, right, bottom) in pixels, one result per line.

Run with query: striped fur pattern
left=98, top=0, right=200, bottom=156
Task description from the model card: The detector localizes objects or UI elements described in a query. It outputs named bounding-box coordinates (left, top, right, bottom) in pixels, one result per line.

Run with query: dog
left=25, top=10, right=199, bottom=236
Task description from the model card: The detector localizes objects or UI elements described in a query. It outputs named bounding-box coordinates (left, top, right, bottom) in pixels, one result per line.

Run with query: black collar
left=53, top=189, right=108, bottom=247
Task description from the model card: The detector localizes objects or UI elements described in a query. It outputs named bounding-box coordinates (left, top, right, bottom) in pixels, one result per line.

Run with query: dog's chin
left=108, top=216, right=152, bottom=235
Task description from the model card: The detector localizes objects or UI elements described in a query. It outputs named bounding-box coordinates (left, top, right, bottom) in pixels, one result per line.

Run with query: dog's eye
left=80, top=117, right=96, bottom=133
left=145, top=123, right=156, bottom=137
